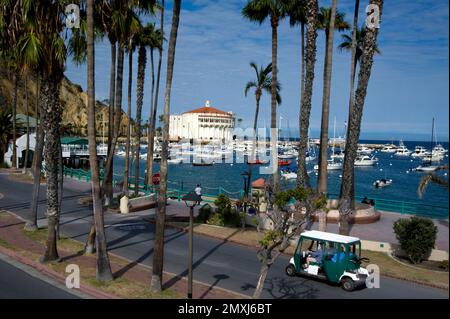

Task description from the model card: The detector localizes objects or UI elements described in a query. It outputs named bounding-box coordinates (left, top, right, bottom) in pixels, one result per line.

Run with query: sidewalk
left=0, top=211, right=246, bottom=299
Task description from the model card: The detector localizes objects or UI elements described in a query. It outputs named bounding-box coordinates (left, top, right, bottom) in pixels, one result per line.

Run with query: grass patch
left=361, top=250, right=449, bottom=287
left=86, top=276, right=182, bottom=299
left=22, top=228, right=85, bottom=253
left=0, top=237, right=17, bottom=250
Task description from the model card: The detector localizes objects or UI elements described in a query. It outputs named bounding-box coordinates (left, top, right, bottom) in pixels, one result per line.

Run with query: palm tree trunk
left=124, top=49, right=133, bottom=195
left=339, top=0, right=383, bottom=235
left=40, top=76, right=62, bottom=263
left=151, top=0, right=179, bottom=293
left=103, top=44, right=125, bottom=201
left=12, top=72, right=18, bottom=169
left=344, top=0, right=360, bottom=210
left=56, top=138, right=63, bottom=240
left=297, top=0, right=319, bottom=189
left=146, top=48, right=156, bottom=186
left=270, top=18, right=279, bottom=192
left=24, top=99, right=45, bottom=232
left=104, top=41, right=117, bottom=205
left=23, top=75, right=30, bottom=173
left=251, top=93, right=261, bottom=161
left=87, top=0, right=113, bottom=281
left=317, top=0, right=337, bottom=194
left=135, top=45, right=147, bottom=196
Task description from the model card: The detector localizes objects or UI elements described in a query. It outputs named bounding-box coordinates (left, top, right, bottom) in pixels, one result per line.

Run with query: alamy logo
left=65, top=4, right=80, bottom=29
left=365, top=264, right=380, bottom=288
left=365, top=4, right=380, bottom=29
left=65, top=264, right=80, bottom=289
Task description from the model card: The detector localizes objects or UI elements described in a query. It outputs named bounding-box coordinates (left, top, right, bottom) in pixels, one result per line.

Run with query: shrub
left=439, top=260, right=448, bottom=271
left=196, top=204, right=212, bottom=223
left=207, top=212, right=224, bottom=226
left=393, top=217, right=437, bottom=264
left=0, top=162, right=10, bottom=168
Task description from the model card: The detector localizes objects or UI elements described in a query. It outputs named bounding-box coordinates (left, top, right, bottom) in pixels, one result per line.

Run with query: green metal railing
left=63, top=167, right=449, bottom=219
left=328, top=193, right=448, bottom=220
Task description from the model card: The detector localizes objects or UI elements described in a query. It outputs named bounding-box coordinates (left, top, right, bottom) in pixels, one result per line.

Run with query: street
left=0, top=173, right=448, bottom=299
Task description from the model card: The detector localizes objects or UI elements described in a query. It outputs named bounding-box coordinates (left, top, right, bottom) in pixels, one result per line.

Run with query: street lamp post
left=182, top=191, right=202, bottom=299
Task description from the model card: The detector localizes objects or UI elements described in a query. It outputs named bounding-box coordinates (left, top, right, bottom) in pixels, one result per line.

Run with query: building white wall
left=169, top=110, right=235, bottom=142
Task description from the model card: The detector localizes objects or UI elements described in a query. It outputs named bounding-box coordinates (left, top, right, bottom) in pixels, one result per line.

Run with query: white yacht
left=314, top=159, right=343, bottom=171
left=281, top=170, right=297, bottom=180
left=380, top=143, right=397, bottom=153
left=357, top=146, right=373, bottom=155
left=433, top=144, right=447, bottom=155
left=411, top=146, right=430, bottom=158
left=394, top=141, right=411, bottom=156
left=354, top=155, right=378, bottom=166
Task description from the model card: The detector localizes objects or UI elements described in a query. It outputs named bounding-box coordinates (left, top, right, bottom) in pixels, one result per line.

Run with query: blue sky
left=65, top=0, right=449, bottom=141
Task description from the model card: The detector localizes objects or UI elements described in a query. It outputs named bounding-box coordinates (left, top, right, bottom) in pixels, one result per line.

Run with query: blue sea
left=113, top=140, right=449, bottom=218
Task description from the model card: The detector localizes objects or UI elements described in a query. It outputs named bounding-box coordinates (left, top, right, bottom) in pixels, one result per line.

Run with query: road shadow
left=198, top=274, right=230, bottom=299
left=163, top=228, right=240, bottom=290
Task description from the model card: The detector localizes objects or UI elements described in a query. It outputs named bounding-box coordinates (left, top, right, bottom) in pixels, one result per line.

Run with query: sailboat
left=314, top=117, right=342, bottom=170
left=415, top=118, right=439, bottom=172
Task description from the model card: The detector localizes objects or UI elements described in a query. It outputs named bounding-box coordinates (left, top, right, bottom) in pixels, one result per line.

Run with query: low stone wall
left=128, top=194, right=156, bottom=212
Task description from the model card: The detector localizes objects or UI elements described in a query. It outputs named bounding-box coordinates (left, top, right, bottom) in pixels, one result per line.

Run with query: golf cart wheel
left=341, top=277, right=355, bottom=292
left=285, top=264, right=296, bottom=277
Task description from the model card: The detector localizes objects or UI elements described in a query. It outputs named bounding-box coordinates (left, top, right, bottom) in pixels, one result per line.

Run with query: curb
left=0, top=245, right=120, bottom=299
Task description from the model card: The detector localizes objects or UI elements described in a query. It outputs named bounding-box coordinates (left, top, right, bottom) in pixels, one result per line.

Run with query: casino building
left=169, top=100, right=235, bottom=142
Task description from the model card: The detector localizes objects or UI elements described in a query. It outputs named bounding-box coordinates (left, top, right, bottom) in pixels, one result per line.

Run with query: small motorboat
left=193, top=160, right=214, bottom=166
left=313, top=159, right=342, bottom=170
left=415, top=164, right=438, bottom=172
left=281, top=170, right=297, bottom=180
left=168, top=158, right=183, bottom=164
left=278, top=160, right=292, bottom=167
left=247, top=159, right=268, bottom=165
left=354, top=155, right=378, bottom=166
left=373, top=178, right=392, bottom=188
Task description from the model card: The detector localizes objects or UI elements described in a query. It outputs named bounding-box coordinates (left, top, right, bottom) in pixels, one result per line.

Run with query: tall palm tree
left=339, top=0, right=384, bottom=235
left=316, top=5, right=349, bottom=194
left=244, top=62, right=280, bottom=160
left=23, top=75, right=30, bottom=173
left=102, top=3, right=141, bottom=204
left=146, top=16, right=165, bottom=189
left=150, top=0, right=180, bottom=293
left=339, top=0, right=359, bottom=207
left=296, top=0, right=319, bottom=189
left=242, top=0, right=291, bottom=192
left=124, top=30, right=139, bottom=195
left=135, top=23, right=160, bottom=196
left=87, top=0, right=113, bottom=282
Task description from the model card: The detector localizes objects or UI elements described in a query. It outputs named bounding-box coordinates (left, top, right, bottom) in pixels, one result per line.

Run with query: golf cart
left=286, top=230, right=370, bottom=291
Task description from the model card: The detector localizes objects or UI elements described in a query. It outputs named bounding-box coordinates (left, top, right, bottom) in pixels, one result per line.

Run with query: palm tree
left=316, top=5, right=350, bottom=194
left=87, top=0, right=113, bottom=282
left=296, top=0, right=319, bottom=189
left=339, top=0, right=384, bottom=235
left=102, top=2, right=141, bottom=205
left=418, top=166, right=448, bottom=198
left=242, top=0, right=291, bottom=192
left=150, top=0, right=180, bottom=293
left=244, top=62, right=280, bottom=160
left=23, top=75, right=30, bottom=173
left=146, top=17, right=165, bottom=189
left=339, top=0, right=360, bottom=207
left=135, top=23, right=160, bottom=196
left=124, top=29, right=139, bottom=195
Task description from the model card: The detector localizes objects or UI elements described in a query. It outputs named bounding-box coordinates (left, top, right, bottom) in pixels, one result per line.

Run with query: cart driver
left=306, top=244, right=324, bottom=268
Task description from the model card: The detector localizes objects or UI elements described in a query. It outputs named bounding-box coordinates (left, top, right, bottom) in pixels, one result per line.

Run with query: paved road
left=0, top=173, right=448, bottom=299
left=0, top=253, right=84, bottom=299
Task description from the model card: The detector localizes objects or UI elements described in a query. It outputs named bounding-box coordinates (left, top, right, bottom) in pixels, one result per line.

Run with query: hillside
left=0, top=69, right=131, bottom=136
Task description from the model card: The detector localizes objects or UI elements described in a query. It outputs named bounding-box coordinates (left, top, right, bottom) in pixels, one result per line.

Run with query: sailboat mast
left=431, top=117, right=435, bottom=149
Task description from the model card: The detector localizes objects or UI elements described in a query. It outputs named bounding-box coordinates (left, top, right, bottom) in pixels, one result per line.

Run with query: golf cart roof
left=301, top=230, right=360, bottom=244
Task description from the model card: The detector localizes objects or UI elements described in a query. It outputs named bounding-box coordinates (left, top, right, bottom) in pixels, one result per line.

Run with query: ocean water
left=113, top=140, right=449, bottom=218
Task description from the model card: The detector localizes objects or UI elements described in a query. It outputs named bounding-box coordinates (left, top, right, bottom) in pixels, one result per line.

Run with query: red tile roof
left=183, top=105, right=232, bottom=116
left=251, top=178, right=266, bottom=188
